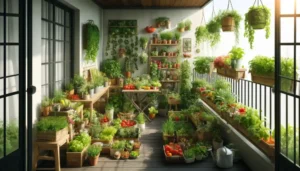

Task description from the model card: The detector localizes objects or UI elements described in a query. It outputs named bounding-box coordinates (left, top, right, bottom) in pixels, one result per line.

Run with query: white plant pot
left=236, top=59, right=243, bottom=69
left=106, top=109, right=114, bottom=120
left=89, top=89, right=94, bottom=98
left=84, top=94, right=90, bottom=100
left=105, top=82, right=109, bottom=87
left=138, top=123, right=145, bottom=131
left=96, top=86, right=104, bottom=93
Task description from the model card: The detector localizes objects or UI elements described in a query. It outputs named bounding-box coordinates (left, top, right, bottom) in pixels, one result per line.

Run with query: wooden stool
left=33, top=136, right=69, bottom=171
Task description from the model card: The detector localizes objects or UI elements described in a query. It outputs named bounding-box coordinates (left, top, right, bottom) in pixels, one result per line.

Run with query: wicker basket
left=36, top=127, right=68, bottom=142
left=118, top=112, right=136, bottom=120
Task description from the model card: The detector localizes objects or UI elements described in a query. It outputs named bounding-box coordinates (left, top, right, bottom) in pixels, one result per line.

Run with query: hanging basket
left=248, top=8, right=267, bottom=29
left=221, top=16, right=235, bottom=32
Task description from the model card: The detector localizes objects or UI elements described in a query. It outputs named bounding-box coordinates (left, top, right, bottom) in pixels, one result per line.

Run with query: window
left=41, top=0, right=73, bottom=98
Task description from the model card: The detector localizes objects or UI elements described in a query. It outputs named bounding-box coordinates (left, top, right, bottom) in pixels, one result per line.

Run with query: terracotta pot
left=68, top=89, right=75, bottom=95
left=173, top=40, right=178, bottom=44
left=42, top=106, right=51, bottom=116
left=110, top=78, right=117, bottom=85
left=149, top=113, right=156, bottom=119
left=88, top=155, right=99, bottom=166
left=162, top=40, right=168, bottom=44
left=222, top=16, right=235, bottom=32
left=167, top=40, right=172, bottom=44
left=153, top=37, right=158, bottom=44
left=125, top=71, right=131, bottom=78
left=119, top=48, right=126, bottom=58
left=167, top=52, right=172, bottom=57
left=178, top=28, right=185, bottom=32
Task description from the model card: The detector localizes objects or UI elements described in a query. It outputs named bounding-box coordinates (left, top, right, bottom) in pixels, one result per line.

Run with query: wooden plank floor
left=61, top=115, right=251, bottom=171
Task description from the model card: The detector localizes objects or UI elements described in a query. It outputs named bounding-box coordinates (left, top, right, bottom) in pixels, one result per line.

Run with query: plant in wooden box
left=245, top=5, right=271, bottom=49
left=84, top=20, right=100, bottom=62
left=36, top=116, right=68, bottom=141
left=194, top=57, right=215, bottom=76
left=148, top=106, right=158, bottom=119
left=184, top=148, right=195, bottom=163
left=206, top=17, right=221, bottom=46
left=87, top=144, right=102, bottom=166
left=177, top=22, right=185, bottom=32
left=249, top=56, right=274, bottom=86
left=67, top=132, right=91, bottom=167
left=184, top=20, right=192, bottom=31
left=105, top=103, right=114, bottom=121
left=139, top=36, right=149, bottom=50
left=136, top=113, right=146, bottom=131
left=214, top=56, right=226, bottom=76
left=99, top=126, right=117, bottom=143
left=155, top=17, right=170, bottom=28
left=218, top=10, right=242, bottom=43
left=162, top=119, right=175, bottom=143
left=110, top=140, right=126, bottom=159
left=102, top=59, right=122, bottom=85
left=41, top=97, right=52, bottom=116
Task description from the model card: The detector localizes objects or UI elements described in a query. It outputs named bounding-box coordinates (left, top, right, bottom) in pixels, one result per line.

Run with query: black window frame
left=41, top=0, right=74, bottom=97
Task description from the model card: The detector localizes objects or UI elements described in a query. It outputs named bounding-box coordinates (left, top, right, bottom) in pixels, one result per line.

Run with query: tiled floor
left=60, top=115, right=251, bottom=171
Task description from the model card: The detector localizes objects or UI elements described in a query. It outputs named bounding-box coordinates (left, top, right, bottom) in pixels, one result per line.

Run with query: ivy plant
left=85, top=20, right=100, bottom=62
left=206, top=17, right=221, bottom=46
left=195, top=26, right=209, bottom=46
left=218, top=10, right=242, bottom=43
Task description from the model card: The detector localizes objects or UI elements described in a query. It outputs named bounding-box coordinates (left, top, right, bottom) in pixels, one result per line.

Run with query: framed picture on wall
left=183, top=38, right=192, bottom=52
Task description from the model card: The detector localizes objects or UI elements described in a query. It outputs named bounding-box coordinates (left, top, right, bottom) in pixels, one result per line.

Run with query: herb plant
left=184, top=148, right=195, bottom=158
left=195, top=26, right=209, bottom=46
left=36, top=116, right=68, bottom=132
left=85, top=20, right=100, bottom=62
left=136, top=113, right=145, bottom=124
left=194, top=57, right=215, bottom=74
left=249, top=56, right=274, bottom=76
left=73, top=74, right=85, bottom=89
left=102, top=59, right=122, bottom=78
left=87, top=144, right=102, bottom=157
left=68, top=140, right=84, bottom=152
left=229, top=46, right=244, bottom=60
left=74, top=132, right=91, bottom=147
left=162, top=119, right=175, bottom=135
left=206, top=17, right=221, bottom=46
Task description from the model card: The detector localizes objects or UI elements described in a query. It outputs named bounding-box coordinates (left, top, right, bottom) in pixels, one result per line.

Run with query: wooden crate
left=163, top=145, right=184, bottom=163
left=66, top=147, right=88, bottom=167
left=36, top=127, right=68, bottom=142
left=251, top=73, right=274, bottom=87
left=225, top=68, right=246, bottom=80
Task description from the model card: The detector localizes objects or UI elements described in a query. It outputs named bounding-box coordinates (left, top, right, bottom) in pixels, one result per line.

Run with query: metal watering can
left=210, top=147, right=233, bottom=169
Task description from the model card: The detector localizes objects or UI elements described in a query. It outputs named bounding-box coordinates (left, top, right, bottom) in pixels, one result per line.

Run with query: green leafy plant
left=174, top=32, right=181, bottom=41
left=52, top=90, right=66, bottom=103
left=229, top=46, right=244, bottom=60
left=130, top=151, right=139, bottom=158
left=244, top=6, right=271, bottom=49
left=184, top=148, right=195, bottom=158
left=177, top=22, right=185, bottom=30
left=65, top=82, right=74, bottom=92
left=68, top=140, right=84, bottom=152
left=164, top=31, right=174, bottom=40
left=41, top=97, right=52, bottom=107
left=213, top=79, right=231, bottom=91
left=111, top=140, right=126, bottom=150
left=36, top=116, right=68, bottom=132
left=180, top=60, right=192, bottom=92
left=116, top=127, right=140, bottom=138
left=0, top=121, right=19, bottom=157
left=85, top=20, right=100, bottom=62
left=74, top=132, right=91, bottom=147
left=148, top=106, right=158, bottom=114
left=160, top=32, right=168, bottom=40
left=249, top=56, right=274, bottom=76
left=184, top=20, right=192, bottom=31
left=136, top=113, right=145, bottom=124
left=139, top=36, right=149, bottom=49
left=206, top=17, right=221, bottom=46
left=192, top=79, right=209, bottom=88
left=218, top=10, right=242, bottom=43
left=194, top=57, right=215, bottom=74
left=73, top=74, right=86, bottom=89
left=87, top=144, right=102, bottom=157
left=108, top=94, right=124, bottom=113
left=162, top=119, right=175, bottom=135
left=192, top=143, right=208, bottom=158
left=102, top=59, right=122, bottom=78
left=89, top=124, right=102, bottom=139
left=195, top=26, right=209, bottom=46
left=99, top=126, right=117, bottom=141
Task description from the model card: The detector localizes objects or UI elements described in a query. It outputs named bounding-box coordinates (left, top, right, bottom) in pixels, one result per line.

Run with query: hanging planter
left=145, top=26, right=156, bottom=33
left=221, top=16, right=235, bottom=31
left=155, top=17, right=170, bottom=28
left=84, top=20, right=100, bottom=62
left=244, top=0, right=271, bottom=49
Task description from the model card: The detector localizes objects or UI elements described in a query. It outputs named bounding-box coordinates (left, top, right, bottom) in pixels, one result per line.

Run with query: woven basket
left=118, top=112, right=136, bottom=120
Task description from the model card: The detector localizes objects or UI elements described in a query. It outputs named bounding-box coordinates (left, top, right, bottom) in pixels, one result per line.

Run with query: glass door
left=275, top=0, right=300, bottom=170
left=0, top=0, right=26, bottom=170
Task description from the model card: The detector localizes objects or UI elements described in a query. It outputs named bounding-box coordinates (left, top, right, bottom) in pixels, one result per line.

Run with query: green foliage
left=177, top=22, right=185, bottom=29
left=108, top=94, right=124, bottom=113
left=195, top=26, right=209, bottom=46
left=229, top=46, right=244, bottom=60
left=73, top=74, right=86, bottom=89
left=160, top=32, right=168, bottom=40
left=0, top=121, right=18, bottom=157
left=184, top=148, right=195, bottom=158
left=184, top=20, right=192, bottom=31
left=150, top=63, right=159, bottom=79
left=36, top=116, right=68, bottom=132
left=281, top=58, right=297, bottom=92
left=249, top=56, right=274, bottom=76
left=180, top=60, right=192, bottom=92
left=139, top=36, right=149, bottom=49
left=162, top=119, right=175, bottom=135
left=74, top=132, right=91, bottom=147
left=194, top=57, right=214, bottom=74
left=87, top=144, right=102, bottom=157
left=192, top=79, right=209, bottom=88
left=89, top=124, right=102, bottom=139
left=105, top=103, right=114, bottom=110
left=102, top=59, right=122, bottom=78
left=52, top=90, right=66, bottom=103
left=85, top=20, right=100, bottom=62
left=192, top=143, right=208, bottom=157
left=206, top=17, right=221, bottom=46
left=176, top=122, right=194, bottom=136
left=136, top=113, right=145, bottom=124
left=65, top=82, right=74, bottom=91
left=218, top=10, right=242, bottom=43
left=69, top=140, right=84, bottom=152
left=244, top=6, right=271, bottom=49
left=174, top=32, right=181, bottom=41
left=213, top=79, right=231, bottom=91
left=41, top=97, right=52, bottom=107
left=99, top=126, right=117, bottom=141
left=123, top=101, right=135, bottom=113
left=111, top=140, right=126, bottom=150
left=164, top=31, right=174, bottom=40
left=130, top=151, right=139, bottom=158
left=116, top=127, right=140, bottom=138
left=148, top=106, right=158, bottom=114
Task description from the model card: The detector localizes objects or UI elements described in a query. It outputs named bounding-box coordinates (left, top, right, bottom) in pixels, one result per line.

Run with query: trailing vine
left=85, top=20, right=100, bottom=62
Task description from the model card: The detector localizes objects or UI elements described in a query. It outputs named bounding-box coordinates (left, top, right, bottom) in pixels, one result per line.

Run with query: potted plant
left=79, top=84, right=90, bottom=100
left=139, top=36, right=149, bottom=50
left=129, top=151, right=139, bottom=159
left=102, top=59, right=122, bottom=85
left=65, top=82, right=75, bottom=96
left=105, top=103, right=114, bottom=121
left=165, top=31, right=173, bottom=44
left=249, top=55, right=274, bottom=86
left=174, top=32, right=181, bottom=44
left=194, top=57, right=215, bottom=75
left=162, top=119, right=175, bottom=143
left=73, top=74, right=86, bottom=94
left=41, top=97, right=52, bottom=116
left=74, top=115, right=85, bottom=132
left=214, top=56, right=226, bottom=75
left=36, top=116, right=68, bottom=141
left=184, top=20, right=192, bottom=31
left=87, top=144, right=102, bottom=166
left=218, top=10, right=242, bottom=43
left=52, top=90, right=66, bottom=112
left=136, top=113, right=146, bottom=131
left=151, top=80, right=161, bottom=90
left=84, top=20, right=100, bottom=62
left=161, top=47, right=168, bottom=56
left=155, top=17, right=170, bottom=28
left=104, top=77, right=110, bottom=87
left=110, top=140, right=126, bottom=159
left=148, top=106, right=158, bottom=119
left=184, top=148, right=195, bottom=163
left=195, top=26, right=209, bottom=46
left=229, top=46, right=244, bottom=69
left=206, top=17, right=221, bottom=46
left=245, top=5, right=271, bottom=48
left=87, top=83, right=95, bottom=98
left=177, top=22, right=185, bottom=32
left=160, top=32, right=168, bottom=44
left=67, top=133, right=91, bottom=167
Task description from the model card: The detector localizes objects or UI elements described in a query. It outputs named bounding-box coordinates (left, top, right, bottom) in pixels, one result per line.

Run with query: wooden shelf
left=150, top=56, right=177, bottom=58
left=159, top=68, right=179, bottom=70
left=150, top=44, right=178, bottom=46
left=160, top=80, right=180, bottom=83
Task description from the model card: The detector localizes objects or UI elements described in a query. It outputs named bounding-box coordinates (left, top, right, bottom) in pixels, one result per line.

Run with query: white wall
left=103, top=9, right=203, bottom=76
left=31, top=0, right=103, bottom=123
